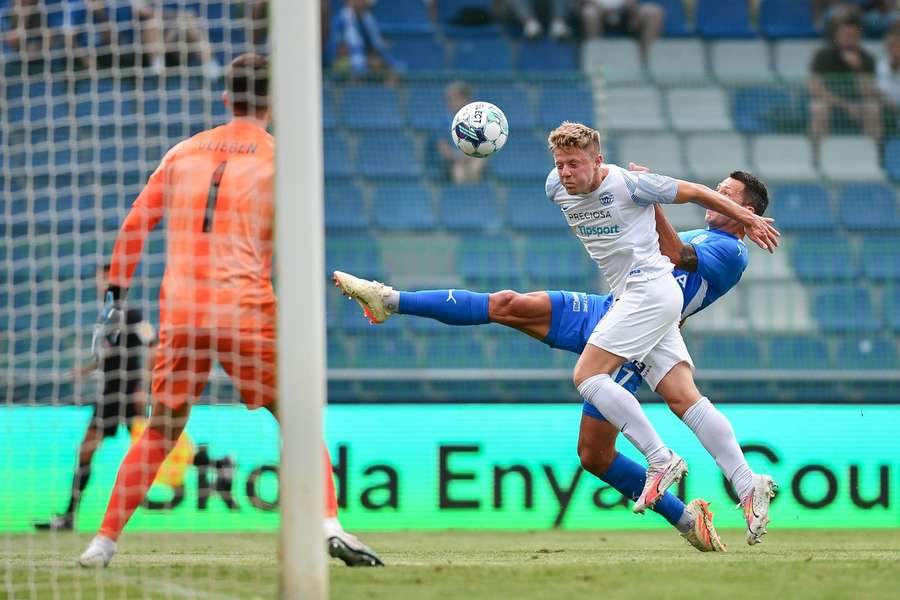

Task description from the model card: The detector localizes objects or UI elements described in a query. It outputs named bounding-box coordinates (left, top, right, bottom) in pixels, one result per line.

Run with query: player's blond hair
left=547, top=122, right=601, bottom=155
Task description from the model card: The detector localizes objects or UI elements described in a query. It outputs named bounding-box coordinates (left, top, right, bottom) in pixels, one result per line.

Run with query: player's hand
left=97, top=289, right=125, bottom=346
left=744, top=215, right=780, bottom=253
left=628, top=162, right=650, bottom=172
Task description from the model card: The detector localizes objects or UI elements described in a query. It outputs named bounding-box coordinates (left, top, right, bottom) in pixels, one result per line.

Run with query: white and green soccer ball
left=451, top=101, right=509, bottom=158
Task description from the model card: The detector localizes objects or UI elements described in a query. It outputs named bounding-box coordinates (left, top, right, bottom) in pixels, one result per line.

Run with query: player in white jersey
left=545, top=122, right=779, bottom=514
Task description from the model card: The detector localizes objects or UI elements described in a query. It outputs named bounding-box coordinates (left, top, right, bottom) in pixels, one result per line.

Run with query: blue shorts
left=541, top=291, right=646, bottom=421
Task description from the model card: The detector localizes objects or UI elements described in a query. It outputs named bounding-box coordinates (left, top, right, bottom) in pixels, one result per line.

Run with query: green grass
left=3, top=530, right=900, bottom=599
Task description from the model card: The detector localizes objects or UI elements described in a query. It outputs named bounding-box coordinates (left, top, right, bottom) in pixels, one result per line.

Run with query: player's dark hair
left=227, top=53, right=269, bottom=116
left=100, top=262, right=111, bottom=273
left=730, top=171, right=769, bottom=216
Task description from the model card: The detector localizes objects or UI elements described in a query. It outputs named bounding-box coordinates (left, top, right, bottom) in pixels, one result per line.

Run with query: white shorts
left=631, top=323, right=694, bottom=391
left=587, top=274, right=683, bottom=363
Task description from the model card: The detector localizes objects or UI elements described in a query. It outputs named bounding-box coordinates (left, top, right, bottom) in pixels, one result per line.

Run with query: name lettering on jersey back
left=197, top=141, right=259, bottom=154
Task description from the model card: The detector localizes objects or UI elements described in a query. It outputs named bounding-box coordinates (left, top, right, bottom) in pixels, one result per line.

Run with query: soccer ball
left=451, top=101, right=509, bottom=158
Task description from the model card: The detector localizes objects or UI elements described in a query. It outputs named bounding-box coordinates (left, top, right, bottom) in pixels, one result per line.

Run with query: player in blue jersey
left=334, top=170, right=775, bottom=549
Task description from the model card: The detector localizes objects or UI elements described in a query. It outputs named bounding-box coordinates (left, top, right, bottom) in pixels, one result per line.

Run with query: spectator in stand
left=134, top=1, right=223, bottom=81
left=580, top=0, right=664, bottom=60
left=504, top=0, right=574, bottom=39
left=435, top=81, right=486, bottom=184
left=2, top=0, right=56, bottom=60
left=810, top=16, right=883, bottom=146
left=816, top=1, right=900, bottom=38
left=876, top=25, right=900, bottom=133
left=324, top=0, right=400, bottom=83
left=63, top=0, right=133, bottom=71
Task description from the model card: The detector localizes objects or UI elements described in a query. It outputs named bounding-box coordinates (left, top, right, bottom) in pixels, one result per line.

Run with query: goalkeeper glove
left=97, top=285, right=126, bottom=347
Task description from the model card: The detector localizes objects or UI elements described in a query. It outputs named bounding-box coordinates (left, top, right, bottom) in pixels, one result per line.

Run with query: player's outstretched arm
left=653, top=205, right=697, bottom=271
left=673, top=180, right=780, bottom=253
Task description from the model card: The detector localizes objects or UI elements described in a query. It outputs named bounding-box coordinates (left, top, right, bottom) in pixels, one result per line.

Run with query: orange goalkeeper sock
left=98, top=427, right=169, bottom=541
left=324, top=445, right=339, bottom=519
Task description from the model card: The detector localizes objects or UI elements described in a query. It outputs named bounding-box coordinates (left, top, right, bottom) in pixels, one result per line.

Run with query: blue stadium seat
left=885, top=287, right=900, bottom=331
left=452, top=39, right=512, bottom=71
left=423, top=331, right=485, bottom=368
left=837, top=184, right=900, bottom=231
left=883, top=138, right=900, bottom=182
left=731, top=87, right=793, bottom=134
left=758, top=0, right=818, bottom=38
left=324, top=134, right=354, bottom=179
left=475, top=83, right=536, bottom=129
left=438, top=184, right=502, bottom=231
left=490, top=138, right=551, bottom=180
left=696, top=0, right=755, bottom=37
left=325, top=235, right=383, bottom=281
left=327, top=334, right=352, bottom=369
left=766, top=335, right=830, bottom=369
left=697, top=336, right=762, bottom=369
left=324, top=182, right=369, bottom=231
left=371, top=183, right=436, bottom=229
left=388, top=35, right=445, bottom=70
left=536, top=82, right=594, bottom=129
left=357, top=132, right=423, bottom=179
left=488, top=329, right=558, bottom=369
left=523, top=235, right=593, bottom=288
left=836, top=336, right=898, bottom=370
left=438, top=0, right=493, bottom=26
left=350, top=332, right=420, bottom=368
left=649, top=0, right=692, bottom=36
left=768, top=184, right=835, bottom=230
left=372, top=0, right=434, bottom=33
left=813, top=286, right=879, bottom=333
left=517, top=39, right=578, bottom=71
left=340, top=86, right=405, bottom=129
left=790, top=235, right=858, bottom=282
left=407, top=84, right=451, bottom=130
left=861, top=237, right=900, bottom=281
left=504, top=183, right=566, bottom=230
left=457, top=235, right=518, bottom=280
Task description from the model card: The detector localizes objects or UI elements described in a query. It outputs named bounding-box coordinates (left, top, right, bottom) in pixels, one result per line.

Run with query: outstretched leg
left=35, top=424, right=104, bottom=531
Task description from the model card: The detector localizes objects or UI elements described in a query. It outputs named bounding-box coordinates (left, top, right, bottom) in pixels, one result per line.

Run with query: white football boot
left=633, top=451, right=688, bottom=514
left=681, top=499, right=726, bottom=552
left=78, top=534, right=116, bottom=568
left=332, top=271, right=394, bottom=324
left=325, top=520, right=384, bottom=567
left=740, top=474, right=778, bottom=545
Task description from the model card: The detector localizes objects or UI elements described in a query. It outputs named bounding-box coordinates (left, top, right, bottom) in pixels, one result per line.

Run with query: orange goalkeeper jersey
left=109, top=119, right=275, bottom=333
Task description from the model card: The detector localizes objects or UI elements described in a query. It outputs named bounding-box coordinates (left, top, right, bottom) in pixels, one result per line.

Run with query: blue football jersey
left=672, top=228, right=749, bottom=319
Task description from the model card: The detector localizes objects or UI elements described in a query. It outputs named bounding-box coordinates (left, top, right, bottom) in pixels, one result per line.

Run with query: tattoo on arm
left=678, top=244, right=698, bottom=272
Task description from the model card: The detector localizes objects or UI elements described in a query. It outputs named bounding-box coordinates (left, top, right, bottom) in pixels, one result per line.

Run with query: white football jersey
left=545, top=163, right=678, bottom=298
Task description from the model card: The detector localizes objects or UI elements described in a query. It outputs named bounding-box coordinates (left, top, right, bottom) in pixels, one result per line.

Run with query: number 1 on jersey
left=203, top=161, right=228, bottom=232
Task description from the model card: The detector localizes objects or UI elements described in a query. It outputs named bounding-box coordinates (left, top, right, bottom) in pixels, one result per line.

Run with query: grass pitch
left=3, top=529, right=899, bottom=599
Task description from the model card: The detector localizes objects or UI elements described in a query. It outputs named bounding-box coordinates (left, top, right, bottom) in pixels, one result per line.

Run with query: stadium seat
left=695, top=0, right=755, bottom=37
left=388, top=35, right=445, bottom=71
left=488, top=329, right=559, bottom=369
left=789, top=235, right=858, bottom=282
left=518, top=39, right=578, bottom=71
left=667, top=87, right=733, bottom=132
left=752, top=136, right=819, bottom=181
left=407, top=83, right=452, bottom=131
left=604, top=85, right=665, bottom=131
left=340, top=86, right=404, bottom=129
left=581, top=39, right=645, bottom=84
left=504, top=182, right=566, bottom=230
left=522, top=235, right=593, bottom=288
left=474, top=83, right=536, bottom=129
left=372, top=0, right=434, bottom=34
left=883, top=138, right=900, bottom=182
left=820, top=137, right=885, bottom=182
left=659, top=203, right=705, bottom=230
left=423, top=331, right=486, bottom=368
left=684, top=133, right=750, bottom=181
left=325, top=235, right=384, bottom=281
left=351, top=331, right=420, bottom=368
left=490, top=137, right=550, bottom=180
left=696, top=336, right=762, bottom=370
left=322, top=88, right=338, bottom=129
left=747, top=280, right=816, bottom=332
left=536, top=81, right=594, bottom=129
left=323, top=134, right=354, bottom=179
left=324, top=182, right=369, bottom=231
left=758, top=0, right=818, bottom=38
left=457, top=235, right=519, bottom=280
left=648, top=40, right=708, bottom=84
left=371, top=183, right=436, bottom=230
left=766, top=335, right=830, bottom=370
left=860, top=236, right=900, bottom=281
left=768, top=183, right=834, bottom=230
left=438, top=184, right=502, bottom=232
left=885, top=287, right=900, bottom=331
left=710, top=41, right=775, bottom=84
left=731, top=86, right=794, bottom=134
left=620, top=133, right=686, bottom=177
left=772, top=39, right=821, bottom=83
left=836, top=336, right=898, bottom=370
left=452, top=38, right=512, bottom=71
left=650, top=0, right=692, bottom=36
left=357, top=132, right=423, bottom=179
left=837, top=184, right=900, bottom=231
left=813, top=286, right=879, bottom=333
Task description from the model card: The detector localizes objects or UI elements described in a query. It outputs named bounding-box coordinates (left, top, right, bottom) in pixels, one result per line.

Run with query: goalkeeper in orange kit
left=78, top=53, right=381, bottom=568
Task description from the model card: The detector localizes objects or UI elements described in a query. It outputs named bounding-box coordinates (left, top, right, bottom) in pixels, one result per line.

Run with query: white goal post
left=273, top=1, right=327, bottom=598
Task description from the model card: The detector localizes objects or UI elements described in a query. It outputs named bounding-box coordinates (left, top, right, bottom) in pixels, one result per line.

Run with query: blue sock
left=398, top=290, right=490, bottom=326
left=600, top=452, right=686, bottom=528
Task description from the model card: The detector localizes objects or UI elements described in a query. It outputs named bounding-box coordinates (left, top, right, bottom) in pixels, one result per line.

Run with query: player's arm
left=672, top=180, right=779, bottom=253
left=653, top=205, right=697, bottom=272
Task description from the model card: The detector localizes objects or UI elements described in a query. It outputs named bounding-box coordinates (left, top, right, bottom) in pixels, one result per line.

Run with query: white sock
left=324, top=517, right=343, bottom=534
left=383, top=289, right=400, bottom=313
left=681, top=397, right=754, bottom=500
left=577, top=374, right=672, bottom=466
left=675, top=508, right=695, bottom=534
